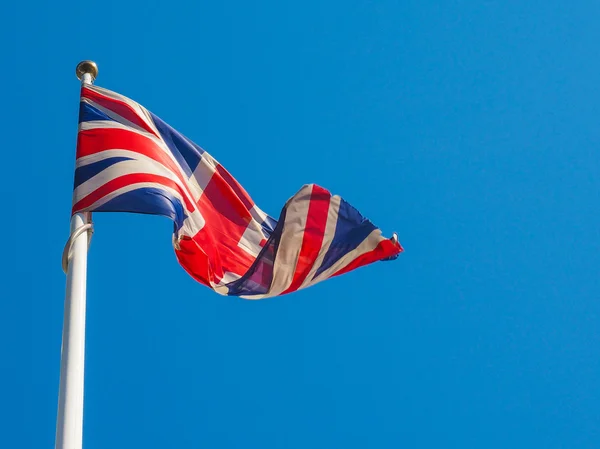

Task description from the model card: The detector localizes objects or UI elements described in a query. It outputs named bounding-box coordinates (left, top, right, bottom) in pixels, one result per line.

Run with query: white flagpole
left=55, top=61, right=98, bottom=449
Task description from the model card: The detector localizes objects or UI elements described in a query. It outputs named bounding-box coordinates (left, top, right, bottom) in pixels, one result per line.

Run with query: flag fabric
left=73, top=84, right=403, bottom=298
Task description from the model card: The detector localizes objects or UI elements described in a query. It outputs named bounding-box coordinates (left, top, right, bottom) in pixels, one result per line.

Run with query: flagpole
left=55, top=60, right=98, bottom=449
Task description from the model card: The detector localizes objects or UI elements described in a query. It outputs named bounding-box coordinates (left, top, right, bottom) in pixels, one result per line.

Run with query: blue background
left=3, top=1, right=600, bottom=448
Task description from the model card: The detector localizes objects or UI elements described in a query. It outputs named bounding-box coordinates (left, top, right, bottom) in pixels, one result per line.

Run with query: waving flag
left=73, top=84, right=402, bottom=298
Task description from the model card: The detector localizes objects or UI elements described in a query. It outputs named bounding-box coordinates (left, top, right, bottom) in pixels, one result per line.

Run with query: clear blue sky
left=3, top=1, right=600, bottom=448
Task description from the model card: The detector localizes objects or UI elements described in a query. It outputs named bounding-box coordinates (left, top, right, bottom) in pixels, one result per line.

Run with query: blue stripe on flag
left=79, top=101, right=116, bottom=124
left=94, top=187, right=187, bottom=230
left=260, top=215, right=278, bottom=235
left=313, top=198, right=377, bottom=278
left=74, top=157, right=133, bottom=188
left=150, top=112, right=203, bottom=177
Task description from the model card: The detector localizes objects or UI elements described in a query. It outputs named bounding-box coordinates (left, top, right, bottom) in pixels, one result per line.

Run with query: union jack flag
left=73, top=84, right=403, bottom=298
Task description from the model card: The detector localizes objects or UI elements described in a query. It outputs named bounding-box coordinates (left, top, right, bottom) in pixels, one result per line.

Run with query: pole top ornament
left=75, top=60, right=98, bottom=82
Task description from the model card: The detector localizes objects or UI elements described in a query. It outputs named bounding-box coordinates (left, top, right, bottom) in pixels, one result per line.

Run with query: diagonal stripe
left=76, top=148, right=156, bottom=168
left=256, top=184, right=313, bottom=297
left=216, top=165, right=254, bottom=210
left=79, top=120, right=156, bottom=141
left=74, top=156, right=133, bottom=187
left=310, top=229, right=394, bottom=285
left=79, top=101, right=116, bottom=124
left=73, top=173, right=195, bottom=212
left=80, top=100, right=151, bottom=136
left=313, top=198, right=377, bottom=278
left=281, top=185, right=330, bottom=295
left=74, top=181, right=204, bottom=237
left=150, top=112, right=203, bottom=177
left=81, top=86, right=158, bottom=137
left=93, top=186, right=187, bottom=230
left=83, top=85, right=159, bottom=136
left=73, top=157, right=190, bottom=204
left=331, top=238, right=403, bottom=278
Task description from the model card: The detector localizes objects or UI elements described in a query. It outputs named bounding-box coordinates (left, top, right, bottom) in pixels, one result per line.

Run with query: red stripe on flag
left=176, top=231, right=257, bottom=289
left=331, top=239, right=403, bottom=278
left=175, top=236, right=212, bottom=287
left=215, top=165, right=254, bottom=210
left=72, top=173, right=195, bottom=213
left=200, top=166, right=253, bottom=225
left=188, top=171, right=257, bottom=281
left=281, top=185, right=331, bottom=295
left=187, top=224, right=256, bottom=284
left=81, top=86, right=158, bottom=137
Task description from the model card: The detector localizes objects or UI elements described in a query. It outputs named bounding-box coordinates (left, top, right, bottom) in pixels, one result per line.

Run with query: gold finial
left=75, top=60, right=98, bottom=82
